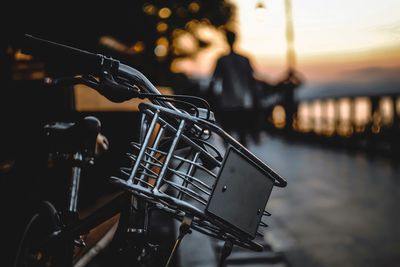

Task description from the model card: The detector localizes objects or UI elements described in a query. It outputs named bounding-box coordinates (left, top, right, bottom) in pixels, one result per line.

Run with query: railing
left=263, top=77, right=400, bottom=154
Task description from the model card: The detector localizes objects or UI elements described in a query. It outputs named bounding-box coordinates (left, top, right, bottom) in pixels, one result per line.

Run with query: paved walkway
left=250, top=134, right=400, bottom=267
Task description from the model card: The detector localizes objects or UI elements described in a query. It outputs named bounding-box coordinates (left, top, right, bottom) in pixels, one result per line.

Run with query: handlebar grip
left=21, top=34, right=119, bottom=75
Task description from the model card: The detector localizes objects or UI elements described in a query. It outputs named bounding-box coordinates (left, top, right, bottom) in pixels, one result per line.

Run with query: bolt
left=222, top=185, right=227, bottom=192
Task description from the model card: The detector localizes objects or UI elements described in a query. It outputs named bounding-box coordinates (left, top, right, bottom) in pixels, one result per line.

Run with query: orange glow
left=325, top=100, right=335, bottom=120
left=15, top=50, right=33, bottom=61
left=154, top=46, right=168, bottom=57
left=336, top=99, right=352, bottom=136
left=296, top=46, right=400, bottom=83
left=372, top=110, right=382, bottom=128
left=297, top=102, right=311, bottom=132
left=168, top=0, right=400, bottom=86
left=157, top=37, right=169, bottom=46
left=74, top=85, right=172, bottom=112
left=338, top=98, right=351, bottom=121
left=297, top=97, right=377, bottom=135
left=157, top=22, right=168, bottom=33
left=397, top=97, right=400, bottom=116
left=227, top=0, right=400, bottom=83
left=159, top=7, right=171, bottom=19
left=185, top=19, right=199, bottom=30
left=354, top=97, right=371, bottom=126
left=172, top=31, right=197, bottom=56
left=170, top=27, right=228, bottom=77
left=272, top=105, right=286, bottom=128
left=143, top=4, right=157, bottom=15
left=188, top=2, right=201, bottom=13
left=255, top=0, right=266, bottom=10
left=155, top=38, right=169, bottom=58
left=322, top=100, right=335, bottom=135
left=312, top=101, right=324, bottom=133
left=131, top=41, right=145, bottom=53
left=99, top=36, right=129, bottom=53
left=372, top=124, right=381, bottom=134
left=380, top=97, right=394, bottom=125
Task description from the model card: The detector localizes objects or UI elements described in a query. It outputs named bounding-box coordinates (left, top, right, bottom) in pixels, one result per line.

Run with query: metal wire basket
left=110, top=102, right=287, bottom=251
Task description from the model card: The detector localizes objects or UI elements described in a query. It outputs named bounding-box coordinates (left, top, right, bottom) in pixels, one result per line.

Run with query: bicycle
left=12, top=34, right=287, bottom=267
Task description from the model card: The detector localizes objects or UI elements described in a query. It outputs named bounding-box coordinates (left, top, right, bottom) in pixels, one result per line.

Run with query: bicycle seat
left=44, top=116, right=101, bottom=155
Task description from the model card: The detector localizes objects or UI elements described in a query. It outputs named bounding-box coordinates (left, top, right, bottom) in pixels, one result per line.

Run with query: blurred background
left=1, top=0, right=399, bottom=266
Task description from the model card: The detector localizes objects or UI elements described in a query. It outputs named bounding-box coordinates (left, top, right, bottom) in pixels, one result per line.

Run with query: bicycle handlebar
left=21, top=34, right=178, bottom=109
left=21, top=34, right=120, bottom=76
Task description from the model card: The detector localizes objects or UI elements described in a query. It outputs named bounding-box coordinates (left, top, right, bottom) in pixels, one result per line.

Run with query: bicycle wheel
left=13, top=201, right=64, bottom=267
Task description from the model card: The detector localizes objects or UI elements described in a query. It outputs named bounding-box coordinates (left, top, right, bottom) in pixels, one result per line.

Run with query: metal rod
left=171, top=169, right=212, bottom=194
left=171, top=168, right=212, bottom=191
left=163, top=180, right=208, bottom=205
left=67, top=152, right=83, bottom=214
left=143, top=108, right=221, bottom=168
left=155, top=119, right=186, bottom=189
left=165, top=216, right=193, bottom=267
left=128, top=111, right=160, bottom=184
left=143, top=145, right=218, bottom=178
left=139, top=125, right=166, bottom=181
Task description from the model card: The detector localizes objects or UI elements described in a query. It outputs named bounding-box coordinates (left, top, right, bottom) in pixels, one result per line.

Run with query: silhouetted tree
left=4, top=0, right=235, bottom=85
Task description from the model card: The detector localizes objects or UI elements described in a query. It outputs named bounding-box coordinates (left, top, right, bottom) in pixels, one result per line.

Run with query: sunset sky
left=233, top=0, right=400, bottom=82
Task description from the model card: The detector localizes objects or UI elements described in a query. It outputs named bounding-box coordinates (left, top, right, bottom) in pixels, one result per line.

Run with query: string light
left=159, top=7, right=172, bottom=19
left=255, top=0, right=266, bottom=10
left=157, top=22, right=168, bottom=33
left=155, top=37, right=169, bottom=57
left=131, top=41, right=145, bottom=53
left=143, top=4, right=157, bottom=15
left=188, top=2, right=201, bottom=13
left=154, top=45, right=168, bottom=57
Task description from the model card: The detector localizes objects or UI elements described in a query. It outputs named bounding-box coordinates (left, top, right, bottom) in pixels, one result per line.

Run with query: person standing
left=210, top=29, right=257, bottom=147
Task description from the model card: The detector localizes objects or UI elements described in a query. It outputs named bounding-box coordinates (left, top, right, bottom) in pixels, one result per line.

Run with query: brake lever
left=48, top=71, right=140, bottom=103
left=97, top=70, right=139, bottom=103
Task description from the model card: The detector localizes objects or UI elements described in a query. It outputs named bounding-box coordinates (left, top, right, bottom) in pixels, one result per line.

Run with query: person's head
left=225, top=29, right=236, bottom=51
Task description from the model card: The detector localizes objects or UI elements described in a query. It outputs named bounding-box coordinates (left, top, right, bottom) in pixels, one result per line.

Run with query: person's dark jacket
left=211, top=52, right=255, bottom=110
